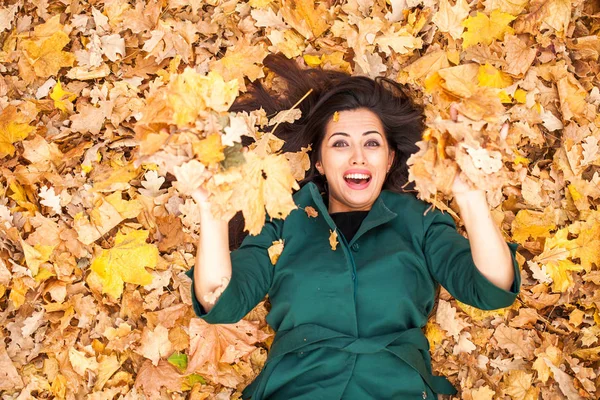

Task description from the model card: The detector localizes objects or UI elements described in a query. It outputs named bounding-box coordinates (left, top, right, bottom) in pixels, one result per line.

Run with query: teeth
left=344, top=173, right=370, bottom=180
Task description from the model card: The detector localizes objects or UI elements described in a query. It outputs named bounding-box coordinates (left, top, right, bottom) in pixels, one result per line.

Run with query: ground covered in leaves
left=1, top=0, right=600, bottom=399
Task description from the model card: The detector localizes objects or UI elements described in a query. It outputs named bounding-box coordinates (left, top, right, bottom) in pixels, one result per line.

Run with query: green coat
left=187, top=182, right=521, bottom=399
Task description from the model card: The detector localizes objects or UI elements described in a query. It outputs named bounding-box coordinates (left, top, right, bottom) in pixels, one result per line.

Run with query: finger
left=500, top=123, right=509, bottom=140
left=449, top=103, right=459, bottom=122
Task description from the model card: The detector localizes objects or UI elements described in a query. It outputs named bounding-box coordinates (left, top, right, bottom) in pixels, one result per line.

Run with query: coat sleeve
left=185, top=219, right=281, bottom=323
left=422, top=207, right=521, bottom=310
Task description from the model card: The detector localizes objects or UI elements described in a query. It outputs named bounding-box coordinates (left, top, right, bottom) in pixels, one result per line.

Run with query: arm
left=452, top=178, right=514, bottom=291
left=422, top=189, right=520, bottom=310
left=186, top=189, right=279, bottom=323
left=194, top=201, right=232, bottom=314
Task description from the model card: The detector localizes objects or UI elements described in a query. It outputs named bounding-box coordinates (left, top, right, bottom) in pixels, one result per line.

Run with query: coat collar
left=305, top=182, right=398, bottom=245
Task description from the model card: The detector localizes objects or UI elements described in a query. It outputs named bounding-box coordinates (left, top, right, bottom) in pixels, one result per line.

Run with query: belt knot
left=341, top=337, right=385, bottom=354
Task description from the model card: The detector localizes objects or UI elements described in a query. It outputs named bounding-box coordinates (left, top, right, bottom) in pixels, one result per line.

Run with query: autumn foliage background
left=1, top=0, right=600, bottom=398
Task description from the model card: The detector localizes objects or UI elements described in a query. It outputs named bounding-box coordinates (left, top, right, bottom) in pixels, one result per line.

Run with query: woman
left=186, top=55, right=520, bottom=399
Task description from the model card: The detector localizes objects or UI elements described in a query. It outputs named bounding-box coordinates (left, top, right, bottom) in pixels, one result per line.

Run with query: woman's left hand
left=451, top=173, right=485, bottom=200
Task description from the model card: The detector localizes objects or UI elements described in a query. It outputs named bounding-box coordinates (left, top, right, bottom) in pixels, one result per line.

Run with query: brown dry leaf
left=544, top=358, right=585, bottom=399
left=305, top=206, right=318, bottom=218
left=470, top=385, right=495, bottom=400
left=503, top=370, right=536, bottom=400
left=136, top=324, right=173, bottom=366
left=493, top=324, right=536, bottom=359
left=284, top=145, right=311, bottom=181
left=186, top=318, right=271, bottom=375
left=432, top=0, right=471, bottom=40
left=2, top=0, right=600, bottom=398
left=503, top=34, right=537, bottom=76
left=135, top=360, right=184, bottom=397
left=0, top=342, right=24, bottom=391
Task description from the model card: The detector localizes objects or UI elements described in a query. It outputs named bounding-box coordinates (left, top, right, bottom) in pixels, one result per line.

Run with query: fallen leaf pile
left=0, top=0, right=599, bottom=398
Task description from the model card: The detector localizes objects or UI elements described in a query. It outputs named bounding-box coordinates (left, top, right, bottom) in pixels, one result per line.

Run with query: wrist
left=453, top=189, right=488, bottom=209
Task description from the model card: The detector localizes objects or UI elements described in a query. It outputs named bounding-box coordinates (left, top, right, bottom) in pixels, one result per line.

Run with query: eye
left=332, top=140, right=348, bottom=147
left=365, top=140, right=380, bottom=147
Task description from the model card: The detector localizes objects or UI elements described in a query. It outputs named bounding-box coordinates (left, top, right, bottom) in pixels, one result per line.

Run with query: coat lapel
left=349, top=194, right=397, bottom=245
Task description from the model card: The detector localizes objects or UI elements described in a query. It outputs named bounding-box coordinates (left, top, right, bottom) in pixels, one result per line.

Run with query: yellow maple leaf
left=572, top=226, right=600, bottom=273
left=0, top=106, right=35, bottom=158
left=456, top=300, right=509, bottom=320
left=320, top=51, right=352, bottom=73
left=20, top=31, right=75, bottom=78
left=21, top=240, right=55, bottom=276
left=280, top=0, right=331, bottom=40
left=303, top=54, right=322, bottom=67
left=478, top=63, right=513, bottom=88
left=535, top=229, right=584, bottom=292
left=9, top=278, right=28, bottom=309
left=50, top=80, right=76, bottom=112
left=513, top=88, right=527, bottom=103
left=511, top=209, right=556, bottom=244
left=192, top=134, right=226, bottom=165
left=556, top=73, right=588, bottom=121
left=461, top=10, right=516, bottom=49
left=90, top=230, right=158, bottom=299
left=424, top=321, right=445, bottom=349
left=230, top=152, right=299, bottom=235
left=167, top=69, right=238, bottom=127
left=209, top=41, right=268, bottom=92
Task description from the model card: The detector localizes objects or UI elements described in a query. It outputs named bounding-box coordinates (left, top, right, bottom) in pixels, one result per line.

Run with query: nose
left=350, top=147, right=366, bottom=165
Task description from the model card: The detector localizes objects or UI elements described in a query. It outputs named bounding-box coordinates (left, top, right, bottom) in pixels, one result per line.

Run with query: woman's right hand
left=191, top=186, right=210, bottom=205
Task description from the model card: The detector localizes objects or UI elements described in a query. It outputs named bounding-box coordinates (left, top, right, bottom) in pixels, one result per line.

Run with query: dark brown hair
left=230, top=54, right=424, bottom=195
left=227, top=54, right=425, bottom=249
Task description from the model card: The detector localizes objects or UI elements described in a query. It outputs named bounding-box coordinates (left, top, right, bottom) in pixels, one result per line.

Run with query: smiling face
left=315, top=108, right=395, bottom=213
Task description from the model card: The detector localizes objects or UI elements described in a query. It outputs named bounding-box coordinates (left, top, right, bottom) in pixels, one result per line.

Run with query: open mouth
left=344, top=173, right=371, bottom=187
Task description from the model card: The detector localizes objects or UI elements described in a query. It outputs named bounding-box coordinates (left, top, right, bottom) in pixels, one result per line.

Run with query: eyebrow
left=329, top=131, right=382, bottom=138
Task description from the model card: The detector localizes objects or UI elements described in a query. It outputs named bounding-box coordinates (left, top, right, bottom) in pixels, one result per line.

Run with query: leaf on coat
left=305, top=206, right=318, bottom=218
left=268, top=239, right=284, bottom=265
left=329, top=230, right=338, bottom=251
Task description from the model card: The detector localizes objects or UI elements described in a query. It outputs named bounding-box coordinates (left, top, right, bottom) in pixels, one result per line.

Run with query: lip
left=343, top=169, right=372, bottom=190
left=343, top=169, right=371, bottom=176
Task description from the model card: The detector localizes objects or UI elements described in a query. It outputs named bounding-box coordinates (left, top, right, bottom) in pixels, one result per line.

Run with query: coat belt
left=243, top=324, right=458, bottom=399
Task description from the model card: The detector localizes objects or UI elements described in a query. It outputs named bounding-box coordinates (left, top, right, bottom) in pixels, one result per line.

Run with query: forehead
left=324, top=108, right=384, bottom=136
